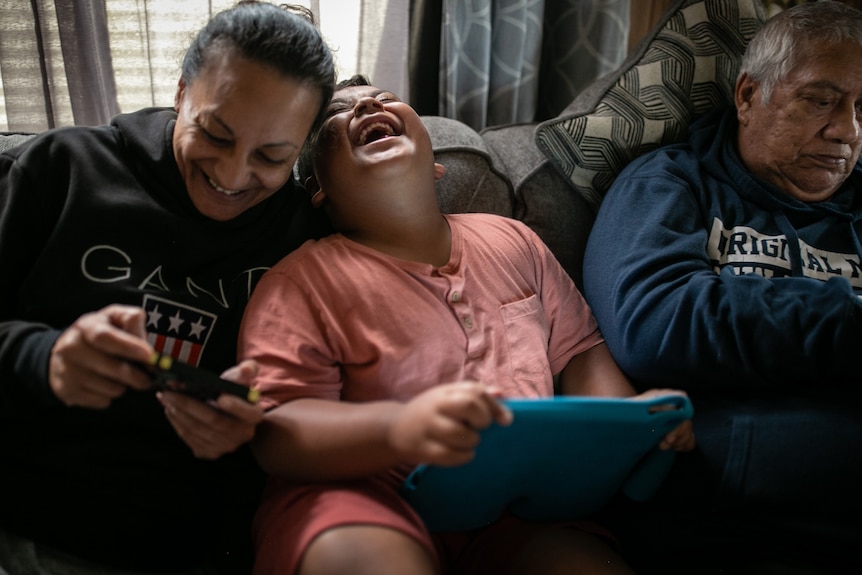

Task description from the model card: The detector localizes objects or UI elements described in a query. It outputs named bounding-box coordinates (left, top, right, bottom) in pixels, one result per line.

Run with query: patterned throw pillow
left=534, top=0, right=767, bottom=210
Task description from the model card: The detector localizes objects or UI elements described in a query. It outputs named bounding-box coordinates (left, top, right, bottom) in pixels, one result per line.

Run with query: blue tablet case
left=400, top=394, right=693, bottom=532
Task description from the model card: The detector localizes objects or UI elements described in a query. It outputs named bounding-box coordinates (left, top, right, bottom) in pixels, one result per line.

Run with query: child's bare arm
left=557, top=342, right=636, bottom=397
left=251, top=381, right=512, bottom=482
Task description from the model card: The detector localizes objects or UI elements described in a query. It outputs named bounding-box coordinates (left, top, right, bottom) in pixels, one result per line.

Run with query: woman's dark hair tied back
left=182, top=1, right=335, bottom=133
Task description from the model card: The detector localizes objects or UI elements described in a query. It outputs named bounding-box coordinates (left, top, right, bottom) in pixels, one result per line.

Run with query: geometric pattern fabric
left=535, top=0, right=768, bottom=210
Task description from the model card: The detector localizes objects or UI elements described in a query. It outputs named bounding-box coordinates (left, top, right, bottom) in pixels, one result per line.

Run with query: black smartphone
left=144, top=352, right=260, bottom=403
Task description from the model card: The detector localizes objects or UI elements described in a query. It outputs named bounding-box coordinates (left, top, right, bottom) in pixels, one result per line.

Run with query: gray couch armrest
left=0, top=132, right=36, bottom=154
left=422, top=116, right=514, bottom=217
left=481, top=122, right=594, bottom=289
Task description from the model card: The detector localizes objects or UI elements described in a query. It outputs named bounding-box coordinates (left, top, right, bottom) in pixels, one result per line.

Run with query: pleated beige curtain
left=357, top=0, right=410, bottom=101
left=0, top=0, right=119, bottom=132
left=0, top=0, right=402, bottom=132
left=0, top=0, right=236, bottom=132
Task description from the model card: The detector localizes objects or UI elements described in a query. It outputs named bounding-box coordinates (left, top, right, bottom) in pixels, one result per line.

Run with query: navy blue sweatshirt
left=584, top=107, right=862, bottom=390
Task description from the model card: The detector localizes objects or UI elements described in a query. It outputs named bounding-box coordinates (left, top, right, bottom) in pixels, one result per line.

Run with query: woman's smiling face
left=172, top=48, right=321, bottom=221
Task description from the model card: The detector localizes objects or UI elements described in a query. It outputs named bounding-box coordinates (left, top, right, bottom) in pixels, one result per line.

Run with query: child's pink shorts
left=252, top=472, right=612, bottom=575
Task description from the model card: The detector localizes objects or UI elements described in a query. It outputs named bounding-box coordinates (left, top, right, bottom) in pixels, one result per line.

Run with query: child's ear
left=434, top=162, right=446, bottom=181
left=305, top=176, right=326, bottom=208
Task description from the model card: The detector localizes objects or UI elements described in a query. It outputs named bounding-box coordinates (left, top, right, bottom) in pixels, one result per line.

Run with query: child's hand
left=388, top=381, right=512, bottom=467
left=658, top=419, right=695, bottom=451
left=631, top=389, right=696, bottom=452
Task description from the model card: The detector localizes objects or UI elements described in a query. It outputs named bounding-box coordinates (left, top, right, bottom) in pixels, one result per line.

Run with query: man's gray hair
left=740, top=1, right=862, bottom=103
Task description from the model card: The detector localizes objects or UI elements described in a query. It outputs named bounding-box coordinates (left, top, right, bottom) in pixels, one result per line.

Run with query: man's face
left=736, top=41, right=862, bottom=202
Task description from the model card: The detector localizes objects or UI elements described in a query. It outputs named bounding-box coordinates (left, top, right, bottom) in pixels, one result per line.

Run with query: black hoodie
left=0, top=107, right=329, bottom=572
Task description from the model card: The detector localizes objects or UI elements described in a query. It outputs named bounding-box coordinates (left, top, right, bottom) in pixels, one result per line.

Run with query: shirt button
left=452, top=291, right=461, bottom=302
left=463, top=317, right=473, bottom=329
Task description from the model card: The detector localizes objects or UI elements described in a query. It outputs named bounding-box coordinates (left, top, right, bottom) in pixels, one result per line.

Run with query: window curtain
left=357, top=0, right=410, bottom=101
left=536, top=0, right=630, bottom=123
left=0, top=0, right=119, bottom=132
left=410, top=0, right=630, bottom=131
left=439, top=0, right=546, bottom=130
left=0, top=0, right=406, bottom=132
left=0, top=0, right=234, bottom=133
left=1, top=0, right=640, bottom=134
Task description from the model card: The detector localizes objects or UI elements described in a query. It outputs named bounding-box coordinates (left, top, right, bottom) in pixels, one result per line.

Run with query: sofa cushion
left=0, top=132, right=36, bottom=154
left=534, top=0, right=767, bottom=210
left=422, top=116, right=514, bottom=217
left=481, top=122, right=593, bottom=289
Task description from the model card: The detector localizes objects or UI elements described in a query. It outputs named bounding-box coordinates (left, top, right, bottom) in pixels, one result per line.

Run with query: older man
left=583, top=2, right=862, bottom=573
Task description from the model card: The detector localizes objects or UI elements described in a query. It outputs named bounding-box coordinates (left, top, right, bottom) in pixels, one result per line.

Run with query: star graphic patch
left=143, top=295, right=217, bottom=367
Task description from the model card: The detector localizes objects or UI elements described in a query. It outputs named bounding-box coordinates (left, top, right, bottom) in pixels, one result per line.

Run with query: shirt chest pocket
left=499, top=294, right=552, bottom=394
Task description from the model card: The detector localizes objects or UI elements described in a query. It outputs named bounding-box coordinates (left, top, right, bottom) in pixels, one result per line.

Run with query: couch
left=427, top=0, right=768, bottom=291
left=426, top=0, right=858, bottom=573
left=3, top=0, right=855, bottom=572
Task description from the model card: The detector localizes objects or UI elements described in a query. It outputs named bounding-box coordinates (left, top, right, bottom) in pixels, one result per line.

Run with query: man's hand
left=157, top=360, right=264, bottom=459
left=49, top=304, right=153, bottom=408
left=388, top=381, right=513, bottom=467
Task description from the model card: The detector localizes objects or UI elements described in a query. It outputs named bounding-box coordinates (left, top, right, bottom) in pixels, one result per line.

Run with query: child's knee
left=299, top=525, right=438, bottom=575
